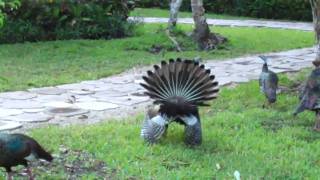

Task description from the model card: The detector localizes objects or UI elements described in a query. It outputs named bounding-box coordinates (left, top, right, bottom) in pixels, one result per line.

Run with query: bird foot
left=313, top=127, right=320, bottom=132
left=7, top=172, right=13, bottom=180
left=313, top=123, right=320, bottom=132
left=313, top=118, right=320, bottom=132
left=25, top=167, right=34, bottom=180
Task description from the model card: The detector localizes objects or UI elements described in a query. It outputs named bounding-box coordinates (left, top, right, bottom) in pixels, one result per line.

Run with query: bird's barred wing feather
left=141, top=114, right=168, bottom=143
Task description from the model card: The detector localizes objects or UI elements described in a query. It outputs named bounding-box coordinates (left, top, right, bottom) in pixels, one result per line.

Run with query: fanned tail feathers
left=140, top=58, right=219, bottom=106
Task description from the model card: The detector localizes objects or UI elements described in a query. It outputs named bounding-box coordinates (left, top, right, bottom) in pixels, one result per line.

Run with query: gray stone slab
left=216, top=77, right=232, bottom=86
left=3, top=113, right=53, bottom=123
left=80, top=80, right=106, bottom=86
left=100, top=96, right=150, bottom=106
left=75, top=96, right=98, bottom=102
left=22, top=108, right=45, bottom=113
left=45, top=107, right=89, bottom=117
left=0, top=121, right=22, bottom=131
left=112, top=83, right=143, bottom=93
left=93, top=82, right=141, bottom=92
left=0, top=91, right=37, bottom=100
left=44, top=101, right=74, bottom=108
left=1, top=100, right=44, bottom=109
left=30, top=87, right=67, bottom=95
left=101, top=75, right=135, bottom=84
left=0, top=108, right=24, bottom=117
left=92, top=91, right=129, bottom=98
left=36, top=94, right=70, bottom=103
left=57, top=83, right=96, bottom=90
left=69, top=90, right=95, bottom=95
left=75, top=102, right=119, bottom=111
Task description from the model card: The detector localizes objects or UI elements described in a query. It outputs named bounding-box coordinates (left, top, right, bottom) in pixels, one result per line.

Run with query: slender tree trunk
left=191, top=0, right=226, bottom=50
left=310, top=0, right=320, bottom=66
left=168, top=0, right=183, bottom=31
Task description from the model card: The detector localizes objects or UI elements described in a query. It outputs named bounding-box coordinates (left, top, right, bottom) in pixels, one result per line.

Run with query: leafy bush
left=0, top=0, right=20, bottom=27
left=136, top=0, right=312, bottom=21
left=0, top=0, right=135, bottom=43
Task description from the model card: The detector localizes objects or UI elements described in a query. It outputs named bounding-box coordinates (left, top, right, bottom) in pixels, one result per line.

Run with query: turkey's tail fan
left=140, top=58, right=219, bottom=107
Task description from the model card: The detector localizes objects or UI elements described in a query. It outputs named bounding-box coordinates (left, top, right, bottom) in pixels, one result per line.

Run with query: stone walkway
left=0, top=47, right=315, bottom=132
left=129, top=17, right=313, bottom=31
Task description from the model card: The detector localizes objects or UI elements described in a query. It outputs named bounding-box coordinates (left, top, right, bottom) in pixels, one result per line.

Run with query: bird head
left=259, top=55, right=268, bottom=64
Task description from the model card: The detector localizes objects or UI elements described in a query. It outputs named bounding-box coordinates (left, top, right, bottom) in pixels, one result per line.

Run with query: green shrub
left=0, top=0, right=136, bottom=43
left=0, top=0, right=20, bottom=27
left=136, top=0, right=312, bottom=21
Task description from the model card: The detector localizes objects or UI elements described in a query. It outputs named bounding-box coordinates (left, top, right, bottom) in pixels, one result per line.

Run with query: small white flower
left=215, top=163, right=221, bottom=170
left=234, top=170, right=241, bottom=180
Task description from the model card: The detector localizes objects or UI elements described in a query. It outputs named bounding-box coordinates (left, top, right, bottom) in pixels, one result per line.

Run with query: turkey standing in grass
left=0, top=133, right=53, bottom=180
left=259, top=55, right=278, bottom=107
left=140, top=58, right=219, bottom=146
left=294, top=61, right=320, bottom=131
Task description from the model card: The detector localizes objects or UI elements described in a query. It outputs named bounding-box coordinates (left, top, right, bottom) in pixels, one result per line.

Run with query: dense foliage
left=136, top=0, right=312, bottom=21
left=0, top=0, right=20, bottom=27
left=0, top=0, right=135, bottom=43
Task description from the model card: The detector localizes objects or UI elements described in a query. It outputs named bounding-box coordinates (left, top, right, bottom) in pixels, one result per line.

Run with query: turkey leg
left=184, top=120, right=202, bottom=146
left=26, top=167, right=34, bottom=180
left=6, top=172, right=13, bottom=180
left=314, top=111, right=320, bottom=131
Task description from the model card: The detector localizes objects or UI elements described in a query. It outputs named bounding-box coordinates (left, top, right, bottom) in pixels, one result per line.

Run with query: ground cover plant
left=0, top=24, right=314, bottom=92
left=1, top=70, right=319, bottom=179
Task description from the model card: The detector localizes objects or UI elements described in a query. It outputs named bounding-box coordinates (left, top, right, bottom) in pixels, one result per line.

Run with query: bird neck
left=262, top=63, right=268, bottom=72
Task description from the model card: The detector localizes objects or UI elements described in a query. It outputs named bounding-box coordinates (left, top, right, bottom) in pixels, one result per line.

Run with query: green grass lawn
left=6, top=70, right=319, bottom=179
left=131, top=8, right=253, bottom=20
left=0, top=24, right=314, bottom=92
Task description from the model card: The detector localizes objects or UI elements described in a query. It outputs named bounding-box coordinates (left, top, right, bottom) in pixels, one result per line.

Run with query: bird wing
left=141, top=114, right=169, bottom=143
left=262, top=71, right=278, bottom=101
left=179, top=115, right=199, bottom=126
left=295, top=68, right=320, bottom=114
left=3, top=137, right=31, bottom=162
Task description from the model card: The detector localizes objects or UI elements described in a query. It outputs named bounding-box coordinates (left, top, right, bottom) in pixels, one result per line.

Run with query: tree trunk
left=191, top=0, right=226, bottom=50
left=310, top=0, right=320, bottom=66
left=168, top=0, right=183, bottom=31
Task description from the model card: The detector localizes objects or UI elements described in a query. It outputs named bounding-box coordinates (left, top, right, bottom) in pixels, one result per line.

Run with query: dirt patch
left=13, top=146, right=116, bottom=179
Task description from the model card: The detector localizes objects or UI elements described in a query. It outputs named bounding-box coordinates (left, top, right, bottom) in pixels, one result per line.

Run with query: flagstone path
left=0, top=17, right=316, bottom=132
left=129, top=17, right=313, bottom=31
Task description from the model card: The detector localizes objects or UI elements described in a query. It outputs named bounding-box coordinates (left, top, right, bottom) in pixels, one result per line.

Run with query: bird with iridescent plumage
left=294, top=61, right=320, bottom=131
left=259, top=55, right=279, bottom=108
left=140, top=58, right=219, bottom=146
left=0, top=133, right=53, bottom=180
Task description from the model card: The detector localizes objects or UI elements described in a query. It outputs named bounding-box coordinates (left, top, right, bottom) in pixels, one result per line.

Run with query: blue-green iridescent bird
left=259, top=55, right=279, bottom=106
left=294, top=61, right=320, bottom=130
left=0, top=133, right=53, bottom=180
